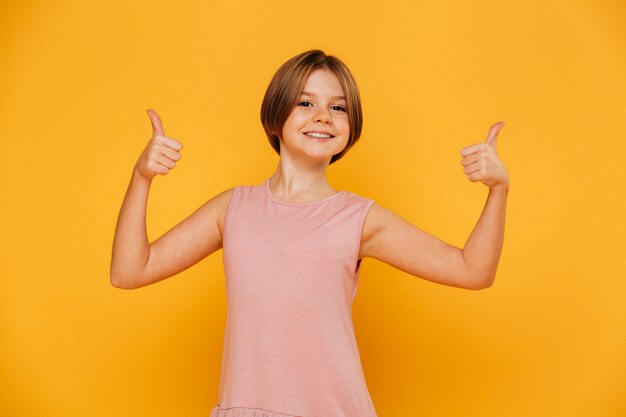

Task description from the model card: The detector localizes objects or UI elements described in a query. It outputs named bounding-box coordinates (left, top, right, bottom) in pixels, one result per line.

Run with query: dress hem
left=210, top=404, right=302, bottom=417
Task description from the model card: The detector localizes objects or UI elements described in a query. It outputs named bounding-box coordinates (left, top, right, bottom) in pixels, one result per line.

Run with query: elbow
left=461, top=262, right=496, bottom=290
left=110, top=275, right=127, bottom=289
left=468, top=275, right=495, bottom=290
left=110, top=272, right=138, bottom=290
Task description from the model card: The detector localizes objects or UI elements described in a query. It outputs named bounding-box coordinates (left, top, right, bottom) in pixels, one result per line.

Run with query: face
left=280, top=68, right=350, bottom=164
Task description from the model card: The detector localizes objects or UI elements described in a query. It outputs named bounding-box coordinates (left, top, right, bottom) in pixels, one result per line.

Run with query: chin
left=300, top=150, right=338, bottom=162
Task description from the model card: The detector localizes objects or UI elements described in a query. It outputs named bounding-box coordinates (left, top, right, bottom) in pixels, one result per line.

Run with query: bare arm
left=359, top=121, right=510, bottom=290
left=461, top=185, right=508, bottom=288
left=109, top=168, right=153, bottom=288
left=111, top=110, right=235, bottom=290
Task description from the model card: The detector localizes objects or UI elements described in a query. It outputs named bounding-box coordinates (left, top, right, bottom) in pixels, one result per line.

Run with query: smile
left=303, top=132, right=334, bottom=141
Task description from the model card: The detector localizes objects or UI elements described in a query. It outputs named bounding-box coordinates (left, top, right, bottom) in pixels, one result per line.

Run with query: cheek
left=340, top=119, right=350, bottom=136
left=282, top=114, right=303, bottom=133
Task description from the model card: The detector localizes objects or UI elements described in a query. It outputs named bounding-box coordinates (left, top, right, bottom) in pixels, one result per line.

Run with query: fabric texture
left=210, top=178, right=377, bottom=417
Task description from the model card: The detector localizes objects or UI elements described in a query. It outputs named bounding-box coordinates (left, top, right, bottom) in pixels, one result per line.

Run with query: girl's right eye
left=298, top=101, right=312, bottom=107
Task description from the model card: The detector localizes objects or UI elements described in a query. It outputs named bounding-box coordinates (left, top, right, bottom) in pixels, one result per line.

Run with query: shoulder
left=185, top=187, right=237, bottom=244
left=340, top=190, right=382, bottom=259
left=359, top=201, right=384, bottom=243
left=358, top=201, right=402, bottom=260
left=210, top=187, right=237, bottom=242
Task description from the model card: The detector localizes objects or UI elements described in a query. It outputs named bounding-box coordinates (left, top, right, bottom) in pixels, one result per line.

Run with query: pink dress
left=209, top=178, right=377, bottom=417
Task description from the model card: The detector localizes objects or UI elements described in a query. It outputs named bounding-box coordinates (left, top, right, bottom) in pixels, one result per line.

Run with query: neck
left=269, top=159, right=335, bottom=197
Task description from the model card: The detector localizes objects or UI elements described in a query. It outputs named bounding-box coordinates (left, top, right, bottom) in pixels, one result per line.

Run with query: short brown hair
left=260, top=50, right=363, bottom=165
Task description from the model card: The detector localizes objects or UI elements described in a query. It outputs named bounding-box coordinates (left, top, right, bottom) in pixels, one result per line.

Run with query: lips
left=303, top=130, right=335, bottom=137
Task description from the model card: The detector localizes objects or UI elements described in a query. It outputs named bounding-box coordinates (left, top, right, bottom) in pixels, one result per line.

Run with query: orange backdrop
left=1, top=0, right=625, bottom=416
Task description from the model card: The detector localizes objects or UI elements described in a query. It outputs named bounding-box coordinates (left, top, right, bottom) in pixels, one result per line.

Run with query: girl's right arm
left=110, top=109, right=232, bottom=289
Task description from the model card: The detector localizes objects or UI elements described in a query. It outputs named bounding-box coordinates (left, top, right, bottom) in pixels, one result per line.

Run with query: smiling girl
left=110, top=49, right=509, bottom=417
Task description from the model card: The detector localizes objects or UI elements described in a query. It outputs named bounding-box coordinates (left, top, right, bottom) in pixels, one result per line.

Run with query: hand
left=134, top=109, right=183, bottom=181
left=460, top=121, right=509, bottom=190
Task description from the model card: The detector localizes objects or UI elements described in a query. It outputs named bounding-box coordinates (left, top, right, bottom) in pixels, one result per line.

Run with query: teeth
left=305, top=132, right=332, bottom=138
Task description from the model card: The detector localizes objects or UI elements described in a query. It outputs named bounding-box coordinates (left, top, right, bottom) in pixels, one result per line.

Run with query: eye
left=298, top=101, right=312, bottom=107
left=332, top=105, right=347, bottom=112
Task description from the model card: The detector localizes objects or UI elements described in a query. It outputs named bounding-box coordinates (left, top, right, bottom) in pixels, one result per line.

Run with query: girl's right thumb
left=147, top=109, right=165, bottom=136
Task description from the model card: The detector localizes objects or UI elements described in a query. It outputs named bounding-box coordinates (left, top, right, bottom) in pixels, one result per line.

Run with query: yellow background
left=1, top=0, right=625, bottom=416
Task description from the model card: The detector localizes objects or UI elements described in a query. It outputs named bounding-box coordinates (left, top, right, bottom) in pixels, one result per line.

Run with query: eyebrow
left=301, top=91, right=346, bottom=100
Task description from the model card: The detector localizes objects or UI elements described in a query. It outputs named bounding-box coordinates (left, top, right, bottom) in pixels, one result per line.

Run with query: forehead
left=301, top=68, right=345, bottom=98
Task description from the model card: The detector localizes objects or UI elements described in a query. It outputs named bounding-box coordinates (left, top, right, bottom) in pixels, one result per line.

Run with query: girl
left=110, top=49, right=509, bottom=417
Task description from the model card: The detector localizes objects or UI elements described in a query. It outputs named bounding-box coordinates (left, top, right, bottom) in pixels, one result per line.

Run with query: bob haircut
left=260, top=50, right=363, bottom=165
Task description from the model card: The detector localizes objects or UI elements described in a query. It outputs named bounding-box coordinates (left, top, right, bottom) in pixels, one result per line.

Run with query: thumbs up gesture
left=133, top=109, right=183, bottom=181
left=460, top=121, right=509, bottom=190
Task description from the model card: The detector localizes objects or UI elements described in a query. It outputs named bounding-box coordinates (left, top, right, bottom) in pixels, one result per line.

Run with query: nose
left=313, top=106, right=332, bottom=124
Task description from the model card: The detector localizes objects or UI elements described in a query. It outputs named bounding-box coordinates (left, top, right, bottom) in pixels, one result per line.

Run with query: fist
left=134, top=109, right=183, bottom=181
left=460, top=121, right=509, bottom=190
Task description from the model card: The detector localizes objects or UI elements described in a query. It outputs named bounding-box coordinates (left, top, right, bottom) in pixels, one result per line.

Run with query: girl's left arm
left=360, top=121, right=509, bottom=290
left=458, top=121, right=509, bottom=288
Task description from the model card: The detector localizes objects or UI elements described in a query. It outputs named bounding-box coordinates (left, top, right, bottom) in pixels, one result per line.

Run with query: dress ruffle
left=210, top=404, right=301, bottom=417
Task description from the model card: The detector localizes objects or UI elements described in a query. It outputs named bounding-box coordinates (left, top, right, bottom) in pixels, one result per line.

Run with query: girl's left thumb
left=485, top=121, right=505, bottom=147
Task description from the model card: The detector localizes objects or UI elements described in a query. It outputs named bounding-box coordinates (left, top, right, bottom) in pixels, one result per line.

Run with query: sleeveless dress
left=209, top=178, right=378, bottom=417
